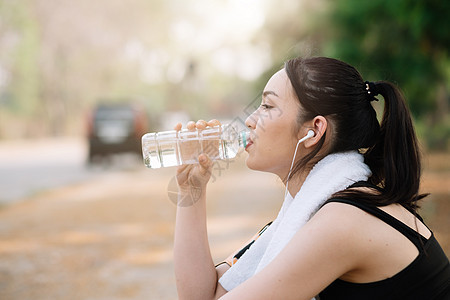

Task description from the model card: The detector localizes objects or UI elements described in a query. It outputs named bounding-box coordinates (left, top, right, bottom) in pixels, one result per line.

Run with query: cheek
left=247, top=129, right=294, bottom=170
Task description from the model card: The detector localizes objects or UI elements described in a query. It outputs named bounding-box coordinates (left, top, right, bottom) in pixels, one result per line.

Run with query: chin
left=245, top=157, right=267, bottom=172
left=245, top=156, right=258, bottom=170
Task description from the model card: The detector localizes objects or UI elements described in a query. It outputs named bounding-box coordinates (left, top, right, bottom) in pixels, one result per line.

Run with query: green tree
left=0, top=0, right=40, bottom=117
left=322, top=0, right=449, bottom=121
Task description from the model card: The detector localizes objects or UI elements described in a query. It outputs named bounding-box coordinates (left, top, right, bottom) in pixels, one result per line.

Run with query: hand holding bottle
left=174, top=119, right=220, bottom=205
left=142, top=119, right=248, bottom=169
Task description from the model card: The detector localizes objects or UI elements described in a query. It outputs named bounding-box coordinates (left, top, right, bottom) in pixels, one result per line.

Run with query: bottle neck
left=239, top=130, right=250, bottom=148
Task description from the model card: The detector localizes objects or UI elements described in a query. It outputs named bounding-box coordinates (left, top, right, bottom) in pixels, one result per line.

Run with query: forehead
left=264, top=69, right=292, bottom=97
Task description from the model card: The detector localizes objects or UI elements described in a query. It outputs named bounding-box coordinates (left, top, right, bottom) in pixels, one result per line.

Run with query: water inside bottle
left=200, top=126, right=221, bottom=160
left=159, top=141, right=179, bottom=167
left=223, top=139, right=239, bottom=159
left=178, top=130, right=201, bottom=164
left=142, top=124, right=245, bottom=168
left=142, top=133, right=160, bottom=168
left=143, top=130, right=180, bottom=168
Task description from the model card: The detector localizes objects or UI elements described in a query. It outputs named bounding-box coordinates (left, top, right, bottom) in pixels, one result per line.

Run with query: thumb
left=198, top=154, right=212, bottom=175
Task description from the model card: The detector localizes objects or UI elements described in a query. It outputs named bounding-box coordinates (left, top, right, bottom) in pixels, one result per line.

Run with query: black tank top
left=318, top=198, right=450, bottom=300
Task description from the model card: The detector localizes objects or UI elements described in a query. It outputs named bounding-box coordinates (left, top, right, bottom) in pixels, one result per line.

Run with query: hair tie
left=364, top=81, right=380, bottom=101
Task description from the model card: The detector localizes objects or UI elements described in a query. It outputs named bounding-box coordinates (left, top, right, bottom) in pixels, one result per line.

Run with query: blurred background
left=0, top=0, right=448, bottom=299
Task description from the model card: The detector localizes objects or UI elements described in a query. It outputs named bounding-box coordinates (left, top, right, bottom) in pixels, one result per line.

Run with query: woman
left=172, top=57, right=449, bottom=299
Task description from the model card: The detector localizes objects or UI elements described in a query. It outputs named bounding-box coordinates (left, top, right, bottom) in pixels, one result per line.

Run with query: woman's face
left=244, top=69, right=304, bottom=178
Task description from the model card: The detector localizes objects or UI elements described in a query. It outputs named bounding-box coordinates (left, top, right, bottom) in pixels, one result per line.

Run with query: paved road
left=0, top=138, right=285, bottom=300
left=0, top=138, right=142, bottom=205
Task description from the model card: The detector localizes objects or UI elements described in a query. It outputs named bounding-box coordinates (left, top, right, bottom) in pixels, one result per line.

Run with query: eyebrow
left=262, top=91, right=279, bottom=98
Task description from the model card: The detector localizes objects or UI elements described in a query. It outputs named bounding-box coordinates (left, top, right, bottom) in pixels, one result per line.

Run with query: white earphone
left=298, top=129, right=315, bottom=143
left=284, top=129, right=316, bottom=199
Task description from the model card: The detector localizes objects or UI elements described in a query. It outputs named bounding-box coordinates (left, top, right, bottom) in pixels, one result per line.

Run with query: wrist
left=177, top=185, right=206, bottom=207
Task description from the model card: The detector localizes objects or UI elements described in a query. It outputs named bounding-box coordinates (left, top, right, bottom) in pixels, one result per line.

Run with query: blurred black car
left=87, top=103, right=148, bottom=163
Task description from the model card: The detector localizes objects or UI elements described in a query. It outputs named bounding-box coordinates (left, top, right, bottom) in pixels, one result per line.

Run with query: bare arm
left=173, top=120, right=228, bottom=300
left=218, top=203, right=363, bottom=300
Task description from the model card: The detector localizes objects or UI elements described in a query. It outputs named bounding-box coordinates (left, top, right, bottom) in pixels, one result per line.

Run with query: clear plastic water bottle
left=141, top=124, right=250, bottom=168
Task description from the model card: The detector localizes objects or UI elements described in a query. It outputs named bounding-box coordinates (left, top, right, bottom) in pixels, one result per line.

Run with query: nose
left=245, top=110, right=257, bottom=129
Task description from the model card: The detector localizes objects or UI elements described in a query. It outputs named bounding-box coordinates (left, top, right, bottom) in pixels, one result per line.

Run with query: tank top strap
left=325, top=198, right=427, bottom=251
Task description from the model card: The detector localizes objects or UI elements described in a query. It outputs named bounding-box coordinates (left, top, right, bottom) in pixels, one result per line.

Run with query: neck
left=284, top=169, right=310, bottom=198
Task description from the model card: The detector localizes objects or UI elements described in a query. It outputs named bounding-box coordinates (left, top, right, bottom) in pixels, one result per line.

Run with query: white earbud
left=284, top=130, right=316, bottom=199
left=298, top=130, right=315, bottom=144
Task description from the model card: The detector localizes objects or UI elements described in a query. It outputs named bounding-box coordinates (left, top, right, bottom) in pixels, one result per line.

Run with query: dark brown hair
left=284, top=57, right=426, bottom=211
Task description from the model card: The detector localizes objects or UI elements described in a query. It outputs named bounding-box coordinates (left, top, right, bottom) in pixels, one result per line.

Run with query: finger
left=176, top=164, right=192, bottom=184
left=196, top=120, right=207, bottom=130
left=207, top=119, right=221, bottom=127
left=176, top=163, right=190, bottom=175
left=198, top=154, right=213, bottom=176
left=174, top=122, right=182, bottom=131
left=186, top=121, right=196, bottom=130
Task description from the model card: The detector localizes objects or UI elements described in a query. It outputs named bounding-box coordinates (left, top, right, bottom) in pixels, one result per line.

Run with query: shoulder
left=316, top=199, right=372, bottom=216
left=311, top=200, right=376, bottom=234
left=301, top=200, right=381, bottom=262
left=220, top=201, right=371, bottom=299
left=289, top=201, right=371, bottom=265
left=271, top=202, right=373, bottom=285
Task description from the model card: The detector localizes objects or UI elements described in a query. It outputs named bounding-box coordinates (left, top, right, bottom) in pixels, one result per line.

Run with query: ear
left=301, top=116, right=328, bottom=148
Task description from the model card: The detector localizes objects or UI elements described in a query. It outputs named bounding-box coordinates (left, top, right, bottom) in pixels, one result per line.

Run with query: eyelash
left=260, top=104, right=273, bottom=110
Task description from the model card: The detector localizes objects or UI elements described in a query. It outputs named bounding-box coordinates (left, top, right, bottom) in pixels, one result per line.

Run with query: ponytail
left=284, top=57, right=427, bottom=211
left=335, top=81, right=427, bottom=211
left=364, top=81, right=427, bottom=210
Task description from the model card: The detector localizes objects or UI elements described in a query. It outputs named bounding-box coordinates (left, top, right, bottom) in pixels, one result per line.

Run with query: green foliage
left=323, top=0, right=450, bottom=118
left=0, top=0, right=40, bottom=115
left=415, top=117, right=450, bottom=151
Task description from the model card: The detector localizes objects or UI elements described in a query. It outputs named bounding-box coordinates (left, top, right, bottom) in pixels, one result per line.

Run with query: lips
left=245, top=136, right=254, bottom=151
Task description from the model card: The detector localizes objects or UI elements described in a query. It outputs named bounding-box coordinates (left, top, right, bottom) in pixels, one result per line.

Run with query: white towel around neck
left=219, top=151, right=372, bottom=294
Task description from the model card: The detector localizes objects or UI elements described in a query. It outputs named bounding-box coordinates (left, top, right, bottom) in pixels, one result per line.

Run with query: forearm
left=174, top=192, right=217, bottom=299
